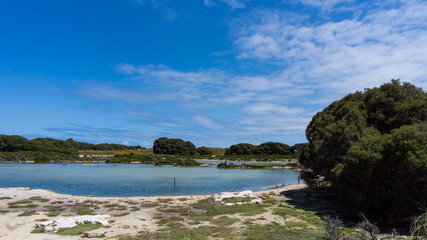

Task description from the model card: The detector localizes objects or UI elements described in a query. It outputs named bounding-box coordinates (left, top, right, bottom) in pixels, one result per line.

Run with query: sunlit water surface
left=0, top=164, right=300, bottom=196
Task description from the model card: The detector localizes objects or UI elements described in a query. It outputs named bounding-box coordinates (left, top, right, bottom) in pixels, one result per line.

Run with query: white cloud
left=233, top=0, right=427, bottom=96
left=204, top=0, right=248, bottom=9
left=121, top=140, right=130, bottom=145
left=115, top=63, right=137, bottom=75
left=219, top=0, right=248, bottom=9
left=193, top=116, right=223, bottom=129
left=299, top=0, right=353, bottom=10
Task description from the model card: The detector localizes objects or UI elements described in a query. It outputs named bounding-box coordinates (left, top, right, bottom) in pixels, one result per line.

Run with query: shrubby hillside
left=300, top=80, right=426, bottom=218
left=225, top=142, right=299, bottom=156
left=153, top=137, right=197, bottom=156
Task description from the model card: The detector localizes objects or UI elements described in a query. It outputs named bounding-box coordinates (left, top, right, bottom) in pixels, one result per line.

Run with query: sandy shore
left=0, top=184, right=307, bottom=240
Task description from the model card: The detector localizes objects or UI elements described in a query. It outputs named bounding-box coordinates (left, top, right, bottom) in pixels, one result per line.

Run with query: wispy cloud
left=70, top=1, right=427, bottom=147
left=299, top=0, right=353, bottom=11
left=233, top=0, right=427, bottom=97
left=204, top=0, right=249, bottom=9
left=193, top=116, right=223, bottom=129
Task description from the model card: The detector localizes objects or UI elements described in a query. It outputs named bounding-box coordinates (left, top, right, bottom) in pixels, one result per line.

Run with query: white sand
left=0, top=184, right=307, bottom=240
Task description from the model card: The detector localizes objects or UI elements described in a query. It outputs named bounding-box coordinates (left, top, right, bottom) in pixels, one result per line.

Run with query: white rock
left=84, top=232, right=103, bottom=238
left=250, top=198, right=263, bottom=204
left=38, top=215, right=110, bottom=232
left=44, top=225, right=55, bottom=232
left=74, top=215, right=110, bottom=226
left=224, top=203, right=235, bottom=206
left=35, top=220, right=53, bottom=228
left=55, top=217, right=78, bottom=229
left=215, top=190, right=254, bottom=201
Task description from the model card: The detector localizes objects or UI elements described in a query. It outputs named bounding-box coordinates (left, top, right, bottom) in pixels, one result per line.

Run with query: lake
left=0, top=163, right=300, bottom=196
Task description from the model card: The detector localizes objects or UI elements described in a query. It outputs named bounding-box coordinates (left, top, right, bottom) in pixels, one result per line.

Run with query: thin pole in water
left=174, top=177, right=176, bottom=194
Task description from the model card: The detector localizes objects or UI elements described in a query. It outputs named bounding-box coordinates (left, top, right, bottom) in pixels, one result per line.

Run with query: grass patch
left=243, top=223, right=322, bottom=240
left=9, top=199, right=32, bottom=205
left=284, top=221, right=310, bottom=228
left=51, top=201, right=64, bottom=204
left=166, top=222, right=185, bottom=229
left=29, top=196, right=50, bottom=202
left=83, top=200, right=108, bottom=205
left=191, top=198, right=266, bottom=217
left=264, top=198, right=278, bottom=204
left=140, top=202, right=160, bottom=208
left=56, top=224, right=102, bottom=236
left=44, top=205, right=65, bottom=212
left=0, top=197, right=12, bottom=200
left=18, top=210, right=38, bottom=216
left=8, top=199, right=39, bottom=208
left=211, top=216, right=240, bottom=226
left=157, top=216, right=184, bottom=226
left=31, top=227, right=45, bottom=233
left=71, top=206, right=95, bottom=215
left=272, top=207, right=323, bottom=227
left=0, top=210, right=10, bottom=214
left=108, top=205, right=127, bottom=211
left=113, top=212, right=130, bottom=217
left=118, top=225, right=234, bottom=240
left=9, top=203, right=39, bottom=208
left=35, top=218, right=49, bottom=221
left=46, top=211, right=61, bottom=217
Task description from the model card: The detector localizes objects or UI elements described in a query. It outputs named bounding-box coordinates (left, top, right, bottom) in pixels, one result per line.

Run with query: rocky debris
left=73, top=215, right=110, bottom=226
left=34, top=215, right=110, bottom=232
left=83, top=231, right=103, bottom=238
left=251, top=198, right=263, bottom=204
left=214, top=190, right=263, bottom=205
left=215, top=190, right=254, bottom=201
left=35, top=220, right=53, bottom=228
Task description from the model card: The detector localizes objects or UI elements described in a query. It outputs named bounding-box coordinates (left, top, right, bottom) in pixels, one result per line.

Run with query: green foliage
left=56, top=224, right=102, bottom=236
left=411, top=209, right=427, bottom=238
left=301, top=80, right=427, bottom=218
left=153, top=137, right=196, bottom=155
left=110, top=154, right=200, bottom=166
left=0, top=135, right=31, bottom=152
left=0, top=135, right=141, bottom=161
left=225, top=143, right=257, bottom=155
left=31, top=227, right=45, bottom=233
left=197, top=146, right=214, bottom=156
left=243, top=223, right=321, bottom=240
left=256, top=142, right=293, bottom=155
left=191, top=198, right=266, bottom=217
left=225, top=142, right=299, bottom=158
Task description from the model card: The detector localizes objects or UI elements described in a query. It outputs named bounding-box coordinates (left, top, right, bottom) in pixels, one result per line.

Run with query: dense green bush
left=225, top=143, right=257, bottom=155
left=197, top=146, right=214, bottom=156
left=153, top=137, right=196, bottom=156
left=300, top=80, right=426, bottom=218
left=225, top=142, right=299, bottom=157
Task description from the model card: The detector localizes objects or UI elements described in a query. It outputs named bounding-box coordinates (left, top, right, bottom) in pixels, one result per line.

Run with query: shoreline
left=0, top=183, right=306, bottom=199
left=0, top=184, right=307, bottom=240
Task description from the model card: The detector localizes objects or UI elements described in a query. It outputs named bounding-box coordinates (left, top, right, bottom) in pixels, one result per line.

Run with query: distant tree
left=153, top=137, right=196, bottom=155
left=0, top=135, right=31, bottom=152
left=197, top=146, right=214, bottom=156
left=255, top=142, right=292, bottom=155
left=225, top=143, right=257, bottom=155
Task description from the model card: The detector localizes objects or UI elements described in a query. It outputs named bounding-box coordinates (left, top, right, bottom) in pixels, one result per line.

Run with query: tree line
left=152, top=137, right=305, bottom=157
left=0, top=135, right=142, bottom=161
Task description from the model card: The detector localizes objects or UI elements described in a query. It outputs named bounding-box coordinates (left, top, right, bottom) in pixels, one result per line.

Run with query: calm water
left=0, top=164, right=300, bottom=196
left=196, top=160, right=293, bottom=165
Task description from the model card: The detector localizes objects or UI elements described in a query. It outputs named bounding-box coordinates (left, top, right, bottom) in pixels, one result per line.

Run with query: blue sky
left=0, top=0, right=426, bottom=148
